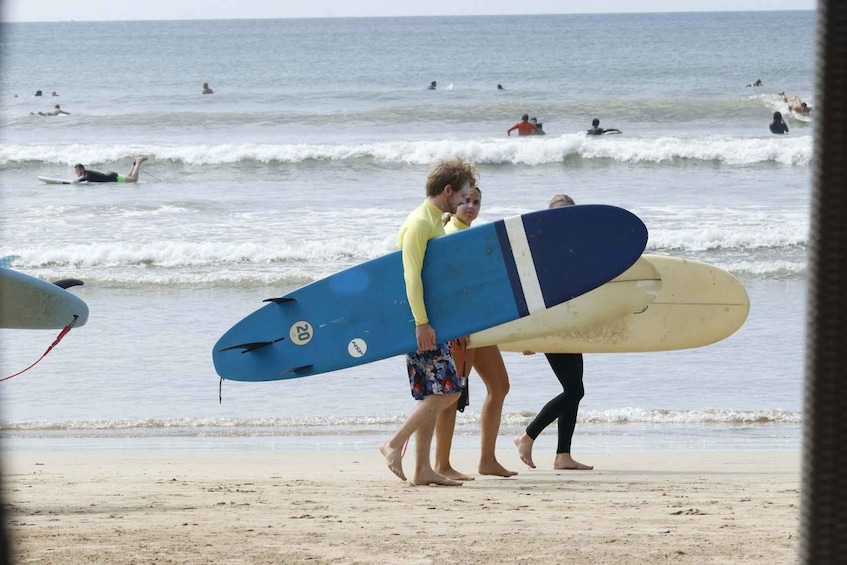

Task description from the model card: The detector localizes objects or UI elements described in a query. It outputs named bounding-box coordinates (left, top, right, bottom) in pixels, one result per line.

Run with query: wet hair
left=521, top=114, right=529, bottom=121
left=592, top=118, right=600, bottom=127
left=54, top=105, right=60, bottom=109
left=74, top=163, right=85, bottom=170
left=773, top=111, right=783, bottom=122
left=34, top=90, right=42, bottom=96
left=529, top=117, right=537, bottom=123
left=497, top=84, right=503, bottom=90
left=549, top=194, right=575, bottom=208
left=425, top=158, right=478, bottom=198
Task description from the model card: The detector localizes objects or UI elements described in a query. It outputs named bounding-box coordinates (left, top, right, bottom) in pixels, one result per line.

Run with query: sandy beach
left=2, top=450, right=799, bottom=564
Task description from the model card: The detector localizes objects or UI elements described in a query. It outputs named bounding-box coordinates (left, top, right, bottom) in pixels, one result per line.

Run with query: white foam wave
left=0, top=135, right=813, bottom=168
left=0, top=409, right=801, bottom=432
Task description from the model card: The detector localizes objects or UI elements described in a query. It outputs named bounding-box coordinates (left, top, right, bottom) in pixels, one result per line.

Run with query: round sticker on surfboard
left=289, top=321, right=314, bottom=345
left=348, top=338, right=367, bottom=358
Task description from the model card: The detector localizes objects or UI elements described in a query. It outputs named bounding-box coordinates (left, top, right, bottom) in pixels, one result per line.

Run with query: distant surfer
left=507, top=114, right=542, bottom=136
left=31, top=104, right=70, bottom=116
left=779, top=91, right=812, bottom=114
left=497, top=83, right=504, bottom=90
left=769, top=111, right=789, bottom=135
left=33, top=90, right=42, bottom=97
left=73, top=157, right=148, bottom=184
left=746, top=78, right=763, bottom=87
left=586, top=118, right=620, bottom=136
left=428, top=80, right=437, bottom=90
left=202, top=82, right=214, bottom=94
left=529, top=117, right=545, bottom=135
left=51, top=91, right=59, bottom=96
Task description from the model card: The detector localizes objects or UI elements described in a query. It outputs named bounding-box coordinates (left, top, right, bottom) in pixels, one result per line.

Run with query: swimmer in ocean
left=73, top=157, right=149, bottom=184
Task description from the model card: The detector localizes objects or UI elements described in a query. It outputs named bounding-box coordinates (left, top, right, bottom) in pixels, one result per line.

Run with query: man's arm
left=401, top=219, right=437, bottom=350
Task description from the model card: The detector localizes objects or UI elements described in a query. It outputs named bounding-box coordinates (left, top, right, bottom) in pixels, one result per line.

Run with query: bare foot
left=135, top=155, right=149, bottom=164
left=479, top=460, right=518, bottom=477
left=412, top=469, right=463, bottom=486
left=513, top=432, right=536, bottom=469
left=435, top=465, right=475, bottom=481
left=380, top=442, right=406, bottom=481
left=553, top=453, right=593, bottom=470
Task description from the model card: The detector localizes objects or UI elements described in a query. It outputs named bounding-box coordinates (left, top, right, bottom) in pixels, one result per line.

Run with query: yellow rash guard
left=397, top=199, right=446, bottom=325
left=443, top=215, right=469, bottom=235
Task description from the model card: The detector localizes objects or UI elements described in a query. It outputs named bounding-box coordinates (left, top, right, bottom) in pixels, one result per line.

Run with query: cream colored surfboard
left=468, top=257, right=662, bottom=349
left=498, top=255, right=749, bottom=353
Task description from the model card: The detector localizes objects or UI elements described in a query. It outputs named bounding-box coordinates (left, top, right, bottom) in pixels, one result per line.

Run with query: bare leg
left=412, top=415, right=462, bottom=486
left=380, top=392, right=460, bottom=482
left=125, top=156, right=148, bottom=183
left=513, top=431, right=536, bottom=469
left=553, top=452, right=593, bottom=470
left=434, top=401, right=474, bottom=481
left=473, top=346, right=517, bottom=477
left=433, top=347, right=474, bottom=481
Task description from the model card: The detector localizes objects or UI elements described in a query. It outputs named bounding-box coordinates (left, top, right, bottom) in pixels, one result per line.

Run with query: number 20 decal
left=289, top=321, right=314, bottom=345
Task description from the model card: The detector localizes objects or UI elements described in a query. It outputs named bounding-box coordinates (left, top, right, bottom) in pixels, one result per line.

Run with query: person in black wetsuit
left=769, top=111, right=789, bottom=135
left=514, top=193, right=594, bottom=471
left=587, top=118, right=605, bottom=135
left=73, top=157, right=148, bottom=184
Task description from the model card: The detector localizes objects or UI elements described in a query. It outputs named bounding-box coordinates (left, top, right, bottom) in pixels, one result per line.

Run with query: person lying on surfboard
left=73, top=157, right=148, bottom=184
left=779, top=91, right=812, bottom=114
left=587, top=118, right=621, bottom=135
left=31, top=104, right=70, bottom=116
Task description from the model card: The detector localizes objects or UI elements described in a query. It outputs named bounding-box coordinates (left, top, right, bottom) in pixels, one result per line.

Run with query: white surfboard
left=38, top=176, right=76, bottom=184
left=468, top=257, right=662, bottom=349
left=444, top=84, right=454, bottom=91
left=790, top=111, right=812, bottom=123
left=498, top=255, right=749, bottom=353
left=0, top=268, right=89, bottom=329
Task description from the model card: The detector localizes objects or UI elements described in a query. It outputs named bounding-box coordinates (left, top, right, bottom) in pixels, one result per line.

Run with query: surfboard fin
left=281, top=364, right=313, bottom=377
left=218, top=336, right=285, bottom=354
left=53, top=278, right=84, bottom=289
left=263, top=297, right=296, bottom=304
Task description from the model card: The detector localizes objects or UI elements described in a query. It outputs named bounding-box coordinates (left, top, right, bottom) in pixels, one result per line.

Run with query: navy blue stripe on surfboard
left=494, top=220, right=529, bottom=318
left=524, top=204, right=644, bottom=308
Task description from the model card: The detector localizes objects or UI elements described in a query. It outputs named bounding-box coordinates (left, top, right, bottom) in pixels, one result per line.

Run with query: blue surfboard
left=213, top=204, right=648, bottom=382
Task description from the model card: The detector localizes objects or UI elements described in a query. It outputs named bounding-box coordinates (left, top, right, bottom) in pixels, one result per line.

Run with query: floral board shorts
left=406, top=341, right=462, bottom=400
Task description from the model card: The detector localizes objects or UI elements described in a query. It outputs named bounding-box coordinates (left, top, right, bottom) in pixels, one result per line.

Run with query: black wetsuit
left=78, top=170, right=118, bottom=183
left=586, top=127, right=605, bottom=136
left=769, top=121, right=789, bottom=135
left=525, top=353, right=585, bottom=454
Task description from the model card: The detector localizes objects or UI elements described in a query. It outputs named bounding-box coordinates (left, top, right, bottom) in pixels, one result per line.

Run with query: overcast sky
left=4, top=0, right=815, bottom=23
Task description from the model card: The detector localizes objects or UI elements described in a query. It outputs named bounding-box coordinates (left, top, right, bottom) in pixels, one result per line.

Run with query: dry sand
left=3, top=450, right=799, bottom=564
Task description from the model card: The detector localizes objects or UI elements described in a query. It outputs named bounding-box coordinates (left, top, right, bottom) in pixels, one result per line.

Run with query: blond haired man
left=380, top=158, right=477, bottom=486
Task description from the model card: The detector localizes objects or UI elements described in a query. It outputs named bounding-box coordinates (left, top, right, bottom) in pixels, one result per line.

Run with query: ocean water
left=0, top=11, right=813, bottom=455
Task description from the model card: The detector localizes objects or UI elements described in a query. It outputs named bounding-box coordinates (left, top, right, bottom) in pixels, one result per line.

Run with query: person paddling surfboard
left=73, top=157, right=148, bottom=184
left=587, top=118, right=621, bottom=135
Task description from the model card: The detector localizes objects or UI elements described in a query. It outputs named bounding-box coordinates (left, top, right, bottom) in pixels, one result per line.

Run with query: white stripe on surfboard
left=503, top=216, right=546, bottom=314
